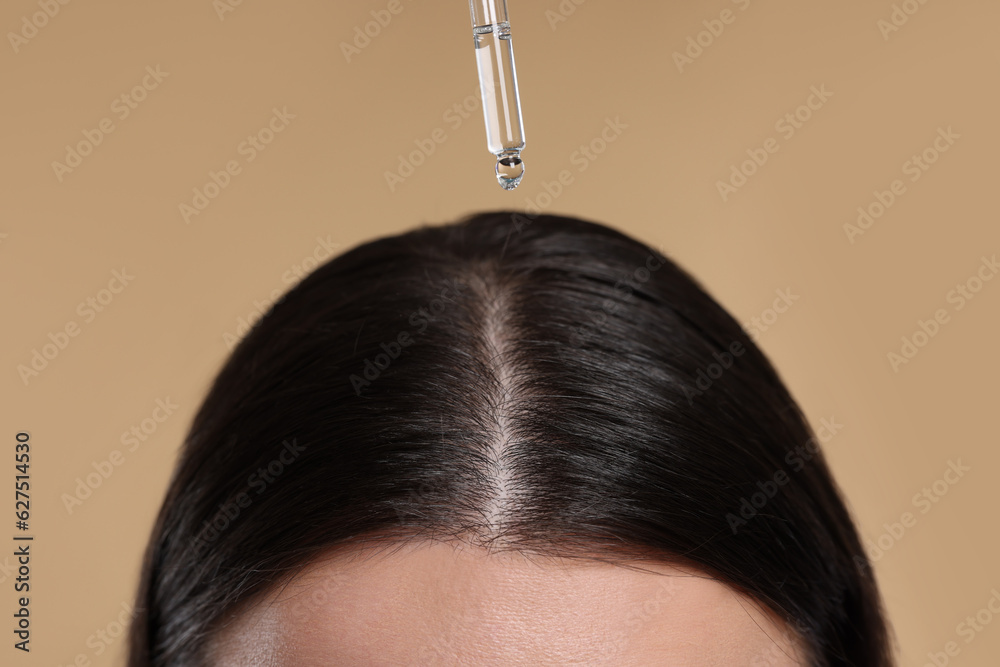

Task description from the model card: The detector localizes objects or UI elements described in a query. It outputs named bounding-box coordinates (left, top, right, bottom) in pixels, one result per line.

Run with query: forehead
left=207, top=541, right=806, bottom=666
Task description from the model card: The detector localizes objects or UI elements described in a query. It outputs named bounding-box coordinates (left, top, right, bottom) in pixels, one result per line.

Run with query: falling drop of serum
left=470, top=1, right=526, bottom=190
left=495, top=151, right=524, bottom=190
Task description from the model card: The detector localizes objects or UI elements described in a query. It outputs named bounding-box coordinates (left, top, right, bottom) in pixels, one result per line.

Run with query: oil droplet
left=496, top=153, right=524, bottom=190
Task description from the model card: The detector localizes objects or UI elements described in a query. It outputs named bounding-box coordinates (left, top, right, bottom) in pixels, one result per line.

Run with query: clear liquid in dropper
left=495, top=151, right=524, bottom=190
left=474, top=21, right=525, bottom=190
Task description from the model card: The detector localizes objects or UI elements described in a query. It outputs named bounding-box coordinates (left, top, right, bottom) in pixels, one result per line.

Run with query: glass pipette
left=469, top=0, right=526, bottom=190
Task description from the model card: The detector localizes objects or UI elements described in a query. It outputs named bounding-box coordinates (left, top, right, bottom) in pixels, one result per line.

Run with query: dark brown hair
left=128, top=211, right=893, bottom=666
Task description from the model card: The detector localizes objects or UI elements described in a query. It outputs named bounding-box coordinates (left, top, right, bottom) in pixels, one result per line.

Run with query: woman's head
left=129, top=211, right=892, bottom=666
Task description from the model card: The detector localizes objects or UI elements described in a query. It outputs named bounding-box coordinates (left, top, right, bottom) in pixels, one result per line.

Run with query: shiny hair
left=128, top=211, right=893, bottom=666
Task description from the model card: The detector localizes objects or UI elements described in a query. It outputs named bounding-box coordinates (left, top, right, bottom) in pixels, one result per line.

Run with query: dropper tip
left=496, top=153, right=524, bottom=190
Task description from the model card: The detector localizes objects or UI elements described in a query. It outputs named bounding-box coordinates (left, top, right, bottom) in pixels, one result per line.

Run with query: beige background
left=2, top=0, right=998, bottom=664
